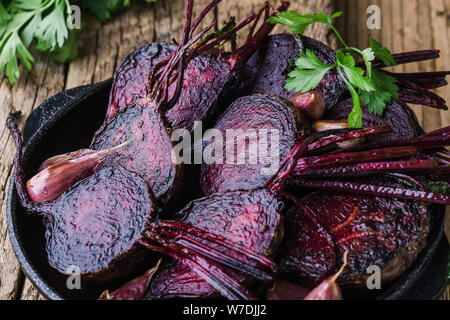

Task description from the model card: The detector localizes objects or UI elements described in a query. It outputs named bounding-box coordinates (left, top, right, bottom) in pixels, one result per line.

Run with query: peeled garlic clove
left=37, top=149, right=93, bottom=172
left=304, top=251, right=348, bottom=300
left=312, top=121, right=365, bottom=150
left=99, top=259, right=161, bottom=300
left=312, top=120, right=349, bottom=133
left=27, top=141, right=130, bottom=203
left=289, top=89, right=326, bottom=121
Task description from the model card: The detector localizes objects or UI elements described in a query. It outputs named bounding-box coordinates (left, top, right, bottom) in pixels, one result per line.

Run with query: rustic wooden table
left=0, top=0, right=448, bottom=300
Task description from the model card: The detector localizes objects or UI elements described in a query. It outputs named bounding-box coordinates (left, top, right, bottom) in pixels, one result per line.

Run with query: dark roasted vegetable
left=146, top=189, right=283, bottom=299
left=201, top=93, right=307, bottom=195
left=234, top=33, right=346, bottom=110
left=292, top=192, right=430, bottom=289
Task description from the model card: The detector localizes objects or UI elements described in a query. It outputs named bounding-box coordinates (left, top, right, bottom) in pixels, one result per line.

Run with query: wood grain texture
left=0, top=0, right=448, bottom=300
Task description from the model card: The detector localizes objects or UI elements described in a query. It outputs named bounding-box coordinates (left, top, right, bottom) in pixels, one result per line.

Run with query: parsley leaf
left=0, top=0, right=156, bottom=84
left=337, top=51, right=375, bottom=92
left=370, top=38, right=397, bottom=67
left=269, top=10, right=399, bottom=128
left=268, top=11, right=342, bottom=35
left=285, top=49, right=334, bottom=93
left=52, top=29, right=80, bottom=63
left=360, top=69, right=399, bottom=115
left=34, top=1, right=69, bottom=52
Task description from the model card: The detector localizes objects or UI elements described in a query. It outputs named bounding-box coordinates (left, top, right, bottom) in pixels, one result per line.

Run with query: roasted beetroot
left=146, top=189, right=284, bottom=299
left=107, top=2, right=290, bottom=133
left=201, top=93, right=307, bottom=195
left=234, top=33, right=346, bottom=110
left=278, top=203, right=336, bottom=287
left=289, top=192, right=430, bottom=289
left=324, top=98, right=421, bottom=143
left=90, top=104, right=182, bottom=206
left=107, top=43, right=176, bottom=119
left=8, top=113, right=278, bottom=299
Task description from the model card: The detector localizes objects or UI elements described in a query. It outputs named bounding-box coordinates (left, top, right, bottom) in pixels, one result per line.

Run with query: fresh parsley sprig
left=268, top=11, right=399, bottom=128
left=0, top=0, right=156, bottom=85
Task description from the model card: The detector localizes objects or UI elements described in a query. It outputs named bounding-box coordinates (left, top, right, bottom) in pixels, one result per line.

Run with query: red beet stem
left=139, top=240, right=257, bottom=300
left=306, top=125, right=392, bottom=153
left=295, top=159, right=438, bottom=178
left=391, top=71, right=449, bottom=89
left=265, top=125, right=393, bottom=191
left=190, top=0, right=222, bottom=38
left=147, top=226, right=274, bottom=281
left=158, top=220, right=276, bottom=271
left=339, top=126, right=450, bottom=153
left=146, top=222, right=275, bottom=281
left=365, top=50, right=441, bottom=68
left=384, top=70, right=448, bottom=110
left=295, top=146, right=420, bottom=172
left=6, top=113, right=53, bottom=215
left=387, top=173, right=430, bottom=191
left=230, top=1, right=290, bottom=67
left=296, top=179, right=450, bottom=204
left=195, top=13, right=259, bottom=57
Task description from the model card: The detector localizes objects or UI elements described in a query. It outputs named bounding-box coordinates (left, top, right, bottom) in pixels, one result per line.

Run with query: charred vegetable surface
left=201, top=93, right=306, bottom=195
left=147, top=189, right=283, bottom=299
left=300, top=193, right=430, bottom=288
left=91, top=104, right=182, bottom=206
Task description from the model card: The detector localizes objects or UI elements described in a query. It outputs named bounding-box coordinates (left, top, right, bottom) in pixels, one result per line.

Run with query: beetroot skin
left=201, top=93, right=307, bottom=195
left=287, top=192, right=430, bottom=289
left=146, top=189, right=284, bottom=299
left=91, top=103, right=183, bottom=207
left=234, top=33, right=346, bottom=110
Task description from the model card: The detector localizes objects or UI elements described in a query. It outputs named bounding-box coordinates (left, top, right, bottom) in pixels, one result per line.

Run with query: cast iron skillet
left=6, top=80, right=450, bottom=300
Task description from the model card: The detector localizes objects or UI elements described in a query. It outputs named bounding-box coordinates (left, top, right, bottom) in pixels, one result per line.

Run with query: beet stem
left=296, top=179, right=450, bottom=204
left=6, top=113, right=53, bottom=215
left=158, top=220, right=276, bottom=271
left=139, top=240, right=257, bottom=300
left=231, top=1, right=290, bottom=67
left=295, top=159, right=438, bottom=178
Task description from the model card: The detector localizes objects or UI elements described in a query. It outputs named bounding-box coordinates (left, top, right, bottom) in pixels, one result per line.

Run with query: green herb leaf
left=285, top=49, right=334, bottom=93
left=34, top=1, right=69, bottom=52
left=370, top=38, right=397, bottom=67
left=360, top=69, right=398, bottom=115
left=51, top=29, right=80, bottom=63
left=269, top=9, right=400, bottom=128
left=337, top=51, right=375, bottom=92
left=0, top=31, right=35, bottom=84
left=268, top=11, right=341, bottom=35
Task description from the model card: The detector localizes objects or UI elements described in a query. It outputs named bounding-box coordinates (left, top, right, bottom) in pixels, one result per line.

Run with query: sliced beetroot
left=90, top=104, right=182, bottom=206
left=164, top=51, right=235, bottom=131
left=146, top=261, right=218, bottom=300
left=146, top=189, right=284, bottom=299
left=45, top=167, right=156, bottom=283
left=107, top=43, right=176, bottom=119
left=324, top=98, right=420, bottom=143
left=106, top=3, right=289, bottom=133
left=299, top=192, right=430, bottom=288
left=278, top=203, right=336, bottom=288
left=201, top=94, right=307, bottom=195
left=234, top=33, right=346, bottom=110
